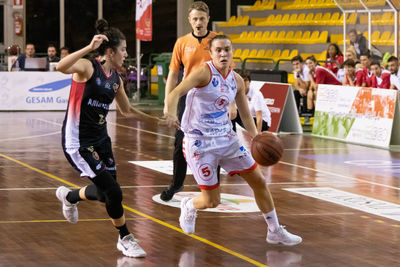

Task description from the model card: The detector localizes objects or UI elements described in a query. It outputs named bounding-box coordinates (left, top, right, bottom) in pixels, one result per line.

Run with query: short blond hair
left=188, top=1, right=209, bottom=15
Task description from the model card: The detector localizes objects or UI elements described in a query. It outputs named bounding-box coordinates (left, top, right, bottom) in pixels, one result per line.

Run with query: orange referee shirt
left=169, top=31, right=217, bottom=79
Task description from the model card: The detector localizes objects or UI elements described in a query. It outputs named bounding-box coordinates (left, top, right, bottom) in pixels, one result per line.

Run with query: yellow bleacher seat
left=273, top=31, right=286, bottom=43
left=262, top=31, right=270, bottom=43
left=264, top=49, right=274, bottom=58
left=298, top=31, right=311, bottom=43
left=246, top=49, right=258, bottom=62
left=256, top=49, right=266, bottom=61
left=280, top=49, right=290, bottom=59
left=288, top=73, right=295, bottom=84
left=292, top=31, right=303, bottom=43
left=327, top=12, right=340, bottom=25
left=246, top=31, right=256, bottom=43
left=270, top=14, right=282, bottom=26
left=254, top=14, right=275, bottom=26
left=240, top=49, right=250, bottom=61
left=293, top=13, right=306, bottom=25
left=281, top=14, right=290, bottom=24
left=303, top=13, right=314, bottom=26
left=232, top=31, right=247, bottom=43
left=272, top=49, right=282, bottom=61
left=288, top=49, right=299, bottom=59
left=268, top=31, right=278, bottom=43
left=371, top=31, right=381, bottom=45
left=346, top=13, right=357, bottom=24
left=282, top=31, right=294, bottom=44
left=320, top=13, right=331, bottom=24
left=250, top=17, right=266, bottom=25
left=318, top=31, right=328, bottom=43
left=253, top=31, right=263, bottom=43
left=375, top=12, right=393, bottom=25
left=376, top=31, right=391, bottom=45
left=330, top=34, right=343, bottom=44
left=243, top=0, right=261, bottom=11
left=382, top=32, right=395, bottom=46
left=233, top=48, right=242, bottom=63
left=302, top=31, right=320, bottom=44
left=219, top=16, right=236, bottom=27
left=287, top=13, right=298, bottom=26
left=312, top=13, right=323, bottom=25
left=240, top=15, right=250, bottom=26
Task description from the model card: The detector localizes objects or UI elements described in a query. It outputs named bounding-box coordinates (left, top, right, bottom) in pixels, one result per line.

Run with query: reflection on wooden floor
left=0, top=111, right=399, bottom=267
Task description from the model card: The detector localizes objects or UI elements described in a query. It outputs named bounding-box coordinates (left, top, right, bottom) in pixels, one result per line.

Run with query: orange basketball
left=251, top=132, right=284, bottom=166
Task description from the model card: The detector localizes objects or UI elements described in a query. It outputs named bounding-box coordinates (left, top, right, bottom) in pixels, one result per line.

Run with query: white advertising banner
left=0, top=72, right=72, bottom=110
left=312, top=84, right=398, bottom=148
left=0, top=72, right=116, bottom=111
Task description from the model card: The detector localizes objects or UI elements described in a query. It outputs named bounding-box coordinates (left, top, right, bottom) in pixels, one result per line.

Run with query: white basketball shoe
left=179, top=197, right=197, bottom=234
left=56, top=186, right=78, bottom=224
left=117, top=234, right=147, bottom=258
left=267, top=225, right=302, bottom=246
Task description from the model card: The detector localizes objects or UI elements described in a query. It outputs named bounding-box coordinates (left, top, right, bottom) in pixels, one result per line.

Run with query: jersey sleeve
left=381, top=73, right=391, bottom=89
left=355, top=70, right=364, bottom=86
left=252, top=91, right=265, bottom=112
left=169, top=38, right=183, bottom=72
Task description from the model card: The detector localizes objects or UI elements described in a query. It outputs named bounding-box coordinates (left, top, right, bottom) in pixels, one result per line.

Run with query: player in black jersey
left=55, top=19, right=157, bottom=258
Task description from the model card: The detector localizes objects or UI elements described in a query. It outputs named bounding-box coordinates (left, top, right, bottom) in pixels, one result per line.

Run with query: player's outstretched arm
left=57, top=34, right=108, bottom=77
left=234, top=72, right=258, bottom=138
left=164, top=64, right=210, bottom=127
left=115, top=77, right=161, bottom=122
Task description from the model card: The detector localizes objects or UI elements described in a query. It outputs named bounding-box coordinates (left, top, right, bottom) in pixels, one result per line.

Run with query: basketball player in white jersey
left=164, top=35, right=302, bottom=246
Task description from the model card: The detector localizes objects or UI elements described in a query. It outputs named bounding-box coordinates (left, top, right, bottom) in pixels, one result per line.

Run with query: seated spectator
left=291, top=55, right=310, bottom=114
left=306, top=55, right=342, bottom=111
left=47, top=44, right=60, bottom=63
left=11, top=43, right=35, bottom=71
left=337, top=47, right=358, bottom=82
left=60, top=46, right=70, bottom=59
left=359, top=51, right=372, bottom=87
left=348, top=29, right=368, bottom=59
left=324, top=43, right=343, bottom=75
left=369, top=61, right=391, bottom=89
left=387, top=56, right=400, bottom=90
left=342, top=59, right=364, bottom=86
left=232, top=71, right=271, bottom=133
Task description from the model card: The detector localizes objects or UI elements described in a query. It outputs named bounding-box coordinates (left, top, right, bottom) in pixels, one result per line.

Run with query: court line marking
left=279, top=161, right=400, bottom=191
left=0, top=181, right=362, bottom=191
left=34, top=118, right=63, bottom=126
left=0, top=131, right=60, bottom=142
left=0, top=152, right=266, bottom=267
left=0, top=218, right=146, bottom=224
left=109, top=122, right=175, bottom=139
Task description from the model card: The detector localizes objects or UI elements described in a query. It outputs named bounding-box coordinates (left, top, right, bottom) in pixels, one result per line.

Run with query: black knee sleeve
left=104, top=183, right=124, bottom=219
left=84, top=184, right=106, bottom=202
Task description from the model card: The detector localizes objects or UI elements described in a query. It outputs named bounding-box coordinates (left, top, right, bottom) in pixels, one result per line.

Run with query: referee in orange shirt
left=161, top=1, right=218, bottom=201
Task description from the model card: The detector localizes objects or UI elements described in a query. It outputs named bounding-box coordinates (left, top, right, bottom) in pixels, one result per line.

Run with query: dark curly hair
left=95, top=19, right=126, bottom=55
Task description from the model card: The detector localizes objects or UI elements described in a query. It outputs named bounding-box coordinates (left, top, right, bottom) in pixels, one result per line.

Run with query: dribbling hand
left=162, top=113, right=180, bottom=129
left=89, top=34, right=109, bottom=51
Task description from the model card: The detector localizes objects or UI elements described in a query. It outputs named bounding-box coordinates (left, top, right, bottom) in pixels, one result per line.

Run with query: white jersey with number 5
left=181, top=61, right=237, bottom=138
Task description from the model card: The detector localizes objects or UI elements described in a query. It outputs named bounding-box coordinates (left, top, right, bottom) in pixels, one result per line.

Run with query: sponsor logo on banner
left=152, top=192, right=259, bottom=213
left=313, top=85, right=397, bottom=147
left=28, top=79, right=71, bottom=92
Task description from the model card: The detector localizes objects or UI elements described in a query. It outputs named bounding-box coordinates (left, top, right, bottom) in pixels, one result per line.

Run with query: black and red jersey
left=62, top=59, right=121, bottom=149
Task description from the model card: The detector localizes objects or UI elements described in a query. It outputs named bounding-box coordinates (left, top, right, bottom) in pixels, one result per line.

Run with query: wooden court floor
left=0, top=110, right=399, bottom=267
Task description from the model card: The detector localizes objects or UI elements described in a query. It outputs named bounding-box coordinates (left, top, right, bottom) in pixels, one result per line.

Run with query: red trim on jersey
left=67, top=80, right=86, bottom=121
left=95, top=59, right=114, bottom=79
left=211, top=60, right=231, bottom=80
left=228, top=162, right=258, bottom=176
left=199, top=183, right=220, bottom=190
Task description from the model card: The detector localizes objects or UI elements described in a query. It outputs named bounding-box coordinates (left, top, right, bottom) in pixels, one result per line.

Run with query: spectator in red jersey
left=359, top=51, right=372, bottom=86
left=369, top=60, right=391, bottom=89
left=342, top=59, right=364, bottom=86
left=306, top=55, right=342, bottom=110
left=324, top=43, right=343, bottom=75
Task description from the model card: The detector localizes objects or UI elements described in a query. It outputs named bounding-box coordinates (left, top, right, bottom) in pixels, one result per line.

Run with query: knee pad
left=104, top=183, right=124, bottom=219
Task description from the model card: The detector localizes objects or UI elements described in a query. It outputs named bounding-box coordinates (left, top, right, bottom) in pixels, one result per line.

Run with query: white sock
left=263, top=209, right=279, bottom=232
left=186, top=198, right=196, bottom=210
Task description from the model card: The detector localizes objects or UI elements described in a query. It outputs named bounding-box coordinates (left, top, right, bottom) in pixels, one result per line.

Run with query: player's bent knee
left=104, top=183, right=123, bottom=203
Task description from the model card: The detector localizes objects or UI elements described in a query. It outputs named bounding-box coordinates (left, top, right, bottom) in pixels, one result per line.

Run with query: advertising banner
left=136, top=0, right=152, bottom=41
left=312, top=85, right=398, bottom=147
left=256, top=81, right=302, bottom=133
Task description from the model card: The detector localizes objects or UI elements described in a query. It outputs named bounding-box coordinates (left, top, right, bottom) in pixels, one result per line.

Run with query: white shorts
left=183, top=134, right=257, bottom=190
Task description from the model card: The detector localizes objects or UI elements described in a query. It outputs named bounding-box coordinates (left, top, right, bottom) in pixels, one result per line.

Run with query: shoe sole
left=267, top=238, right=302, bottom=246
left=117, top=242, right=147, bottom=258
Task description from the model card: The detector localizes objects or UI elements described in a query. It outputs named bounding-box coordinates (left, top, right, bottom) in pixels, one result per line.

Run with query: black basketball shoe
left=160, top=185, right=183, bottom=201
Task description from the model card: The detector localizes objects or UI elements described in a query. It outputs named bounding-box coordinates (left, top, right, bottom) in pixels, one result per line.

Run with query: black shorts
left=63, top=137, right=116, bottom=179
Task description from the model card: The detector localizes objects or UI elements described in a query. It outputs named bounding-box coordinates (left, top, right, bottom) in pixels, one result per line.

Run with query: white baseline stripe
left=0, top=131, right=60, bottom=142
